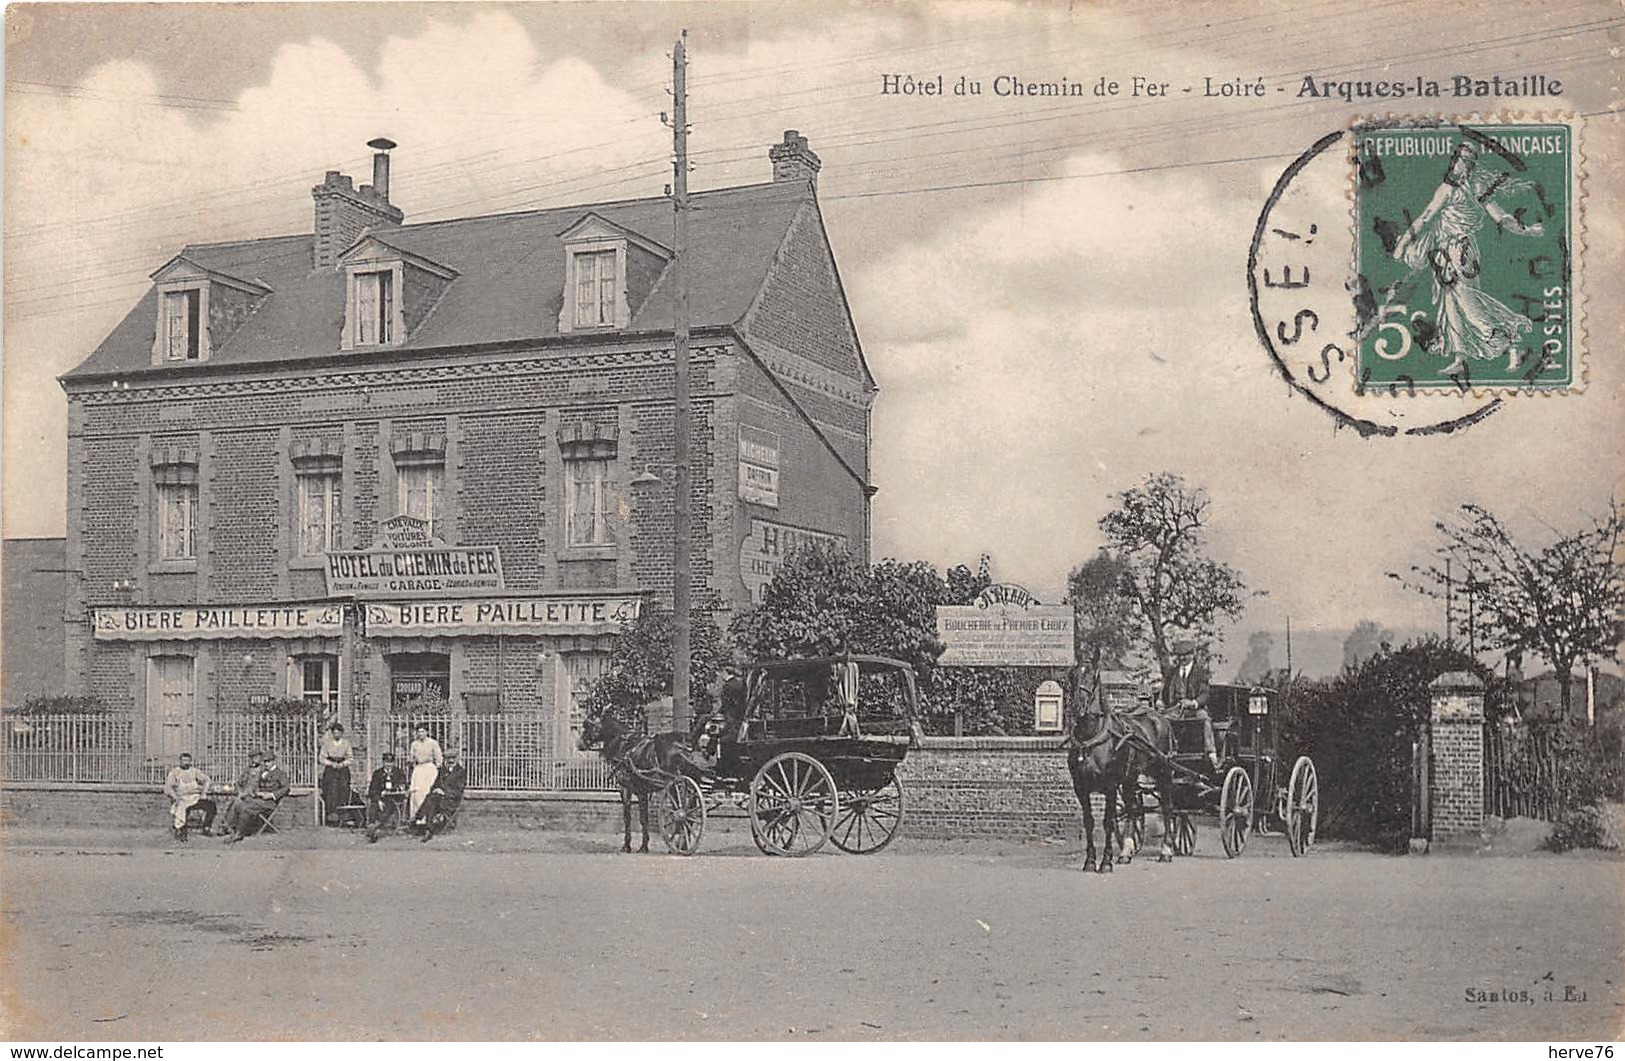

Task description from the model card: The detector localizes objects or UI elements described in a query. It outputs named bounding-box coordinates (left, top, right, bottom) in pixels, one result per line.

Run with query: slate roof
left=63, top=180, right=811, bottom=381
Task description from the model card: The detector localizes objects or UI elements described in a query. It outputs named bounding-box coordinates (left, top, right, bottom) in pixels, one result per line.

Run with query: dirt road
left=3, top=827, right=1620, bottom=1040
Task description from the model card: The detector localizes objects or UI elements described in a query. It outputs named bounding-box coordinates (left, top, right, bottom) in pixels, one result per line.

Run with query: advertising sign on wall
left=738, top=424, right=781, bottom=508
left=738, top=519, right=846, bottom=602
left=93, top=603, right=347, bottom=640
left=324, top=514, right=504, bottom=596
left=362, top=594, right=641, bottom=637
left=936, top=583, right=1075, bottom=667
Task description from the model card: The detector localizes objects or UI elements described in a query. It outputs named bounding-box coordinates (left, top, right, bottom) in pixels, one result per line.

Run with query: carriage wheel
left=749, top=752, right=838, bottom=857
left=1172, top=813, right=1197, bottom=856
left=659, top=775, right=706, bottom=856
left=1218, top=767, right=1253, bottom=859
left=830, top=776, right=905, bottom=854
left=1286, top=756, right=1319, bottom=858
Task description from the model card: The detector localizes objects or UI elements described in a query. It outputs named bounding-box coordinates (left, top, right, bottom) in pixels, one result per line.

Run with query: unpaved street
left=3, top=827, right=1621, bottom=1040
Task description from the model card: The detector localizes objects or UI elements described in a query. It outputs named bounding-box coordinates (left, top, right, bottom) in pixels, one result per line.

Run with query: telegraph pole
left=670, top=30, right=693, bottom=735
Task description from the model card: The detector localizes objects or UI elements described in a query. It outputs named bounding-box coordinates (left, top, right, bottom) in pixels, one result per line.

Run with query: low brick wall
left=2, top=739, right=1097, bottom=841
left=898, top=736, right=1080, bottom=839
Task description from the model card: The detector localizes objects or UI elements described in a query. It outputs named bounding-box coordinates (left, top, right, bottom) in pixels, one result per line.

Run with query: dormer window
left=147, top=254, right=270, bottom=367
left=573, top=250, right=617, bottom=328
left=355, top=269, right=395, bottom=345
left=557, top=213, right=671, bottom=335
left=163, top=289, right=201, bottom=361
left=338, top=237, right=456, bottom=352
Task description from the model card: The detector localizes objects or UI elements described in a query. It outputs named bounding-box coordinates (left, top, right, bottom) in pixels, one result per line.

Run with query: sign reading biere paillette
left=94, top=604, right=346, bottom=640
left=362, top=595, right=641, bottom=636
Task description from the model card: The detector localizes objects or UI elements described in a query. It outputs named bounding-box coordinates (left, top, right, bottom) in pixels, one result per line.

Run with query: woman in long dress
left=408, top=724, right=443, bottom=819
left=318, top=723, right=354, bottom=826
left=1390, top=140, right=1545, bottom=375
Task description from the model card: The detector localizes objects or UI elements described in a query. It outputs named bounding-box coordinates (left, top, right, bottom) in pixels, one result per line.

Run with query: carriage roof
left=740, top=654, right=916, bottom=676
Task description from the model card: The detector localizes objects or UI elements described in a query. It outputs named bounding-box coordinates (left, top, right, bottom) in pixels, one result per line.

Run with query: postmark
left=1353, top=119, right=1577, bottom=392
left=1249, top=117, right=1583, bottom=437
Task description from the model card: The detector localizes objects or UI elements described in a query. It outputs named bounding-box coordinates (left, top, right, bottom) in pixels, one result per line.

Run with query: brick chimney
left=769, top=130, right=821, bottom=188
left=311, top=137, right=404, bottom=271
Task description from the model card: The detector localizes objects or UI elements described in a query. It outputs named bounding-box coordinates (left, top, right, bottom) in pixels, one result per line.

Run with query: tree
left=1098, top=472, right=1256, bottom=669
left=1394, top=502, right=1625, bottom=714
left=1342, top=619, right=1393, bottom=672
left=1066, top=550, right=1143, bottom=682
left=1234, top=631, right=1275, bottom=684
left=584, top=600, right=727, bottom=729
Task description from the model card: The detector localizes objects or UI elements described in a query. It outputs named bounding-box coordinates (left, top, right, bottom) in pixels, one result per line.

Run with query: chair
left=335, top=789, right=368, bottom=829
left=244, top=799, right=283, bottom=836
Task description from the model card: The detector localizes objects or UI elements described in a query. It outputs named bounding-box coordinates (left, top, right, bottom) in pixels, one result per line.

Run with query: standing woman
left=408, top=724, right=443, bottom=820
left=319, top=723, right=354, bottom=826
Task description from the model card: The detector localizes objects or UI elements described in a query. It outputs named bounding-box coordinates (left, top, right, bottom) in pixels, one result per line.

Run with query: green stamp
left=1354, top=121, right=1575, bottom=391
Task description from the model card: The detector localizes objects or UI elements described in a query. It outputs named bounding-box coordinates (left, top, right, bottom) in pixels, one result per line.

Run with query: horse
left=578, top=711, right=693, bottom=853
left=1065, top=680, right=1179, bottom=873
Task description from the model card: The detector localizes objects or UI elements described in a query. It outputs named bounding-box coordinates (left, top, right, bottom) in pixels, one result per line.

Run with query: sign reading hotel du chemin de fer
left=324, top=514, right=504, bottom=597
left=935, top=583, right=1075, bottom=667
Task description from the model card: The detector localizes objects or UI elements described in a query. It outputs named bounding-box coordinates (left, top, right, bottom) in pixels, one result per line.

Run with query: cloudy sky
left=5, top=1, right=1622, bottom=661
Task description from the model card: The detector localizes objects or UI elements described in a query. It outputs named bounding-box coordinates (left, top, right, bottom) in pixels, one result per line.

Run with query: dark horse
left=578, top=712, right=692, bottom=853
left=1065, top=679, right=1179, bottom=873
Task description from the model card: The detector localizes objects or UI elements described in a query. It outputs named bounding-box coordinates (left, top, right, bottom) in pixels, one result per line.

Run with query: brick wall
left=748, top=199, right=866, bottom=381
left=899, top=737, right=1080, bottom=839
left=207, top=431, right=280, bottom=599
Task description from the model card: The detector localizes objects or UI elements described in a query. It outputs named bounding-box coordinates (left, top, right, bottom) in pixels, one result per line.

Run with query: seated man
left=365, top=751, right=409, bottom=843
left=413, top=747, right=468, bottom=842
left=1161, top=639, right=1218, bottom=772
left=215, top=749, right=263, bottom=838
left=162, top=752, right=212, bottom=842
left=224, top=750, right=289, bottom=843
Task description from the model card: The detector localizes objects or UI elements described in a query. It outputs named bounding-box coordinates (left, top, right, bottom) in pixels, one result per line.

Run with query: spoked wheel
left=749, top=752, right=838, bottom=856
left=659, top=775, right=706, bottom=856
left=830, top=776, right=905, bottom=854
left=1286, top=756, right=1319, bottom=857
left=1218, top=766, right=1253, bottom=859
left=1171, top=813, right=1197, bottom=856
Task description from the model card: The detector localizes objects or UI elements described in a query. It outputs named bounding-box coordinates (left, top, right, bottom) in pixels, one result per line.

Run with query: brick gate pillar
left=1428, top=671, right=1485, bottom=843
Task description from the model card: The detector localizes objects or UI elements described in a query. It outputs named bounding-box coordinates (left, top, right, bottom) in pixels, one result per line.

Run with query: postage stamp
left=1352, top=120, right=1577, bottom=392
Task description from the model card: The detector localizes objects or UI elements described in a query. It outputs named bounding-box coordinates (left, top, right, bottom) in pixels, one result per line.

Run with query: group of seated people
left=162, top=747, right=290, bottom=843
left=162, top=736, right=467, bottom=844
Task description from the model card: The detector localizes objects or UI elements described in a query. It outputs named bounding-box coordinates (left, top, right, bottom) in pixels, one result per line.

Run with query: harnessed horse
left=1065, top=678, right=1178, bottom=872
left=578, top=712, right=693, bottom=853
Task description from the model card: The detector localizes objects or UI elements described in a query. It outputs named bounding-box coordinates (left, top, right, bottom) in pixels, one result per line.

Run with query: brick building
left=57, top=131, right=874, bottom=783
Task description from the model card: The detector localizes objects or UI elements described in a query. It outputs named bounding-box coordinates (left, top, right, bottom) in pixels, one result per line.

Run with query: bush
left=13, top=694, right=108, bottom=715
left=1544, top=805, right=1615, bottom=852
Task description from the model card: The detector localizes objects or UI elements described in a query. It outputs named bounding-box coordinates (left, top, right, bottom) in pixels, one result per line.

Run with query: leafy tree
left=1065, top=550, right=1142, bottom=682
left=1234, top=631, right=1275, bottom=684
left=1342, top=619, right=1393, bottom=672
left=1098, top=472, right=1256, bottom=669
left=1393, top=501, right=1625, bottom=714
left=584, top=600, right=727, bottom=730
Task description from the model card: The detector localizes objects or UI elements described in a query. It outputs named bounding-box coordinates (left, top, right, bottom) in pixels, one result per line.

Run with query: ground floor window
left=389, top=653, right=451, bottom=715
left=295, top=654, right=341, bottom=721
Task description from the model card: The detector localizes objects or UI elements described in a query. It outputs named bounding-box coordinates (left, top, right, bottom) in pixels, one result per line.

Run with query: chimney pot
left=369, top=136, right=395, bottom=203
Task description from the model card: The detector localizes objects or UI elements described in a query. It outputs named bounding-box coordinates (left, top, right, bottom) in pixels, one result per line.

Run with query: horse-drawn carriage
left=585, top=654, right=925, bottom=857
left=1138, top=683, right=1320, bottom=858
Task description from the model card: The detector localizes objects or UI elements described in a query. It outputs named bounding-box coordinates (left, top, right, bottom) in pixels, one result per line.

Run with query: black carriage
left=1141, top=683, right=1319, bottom=858
left=653, top=654, right=925, bottom=857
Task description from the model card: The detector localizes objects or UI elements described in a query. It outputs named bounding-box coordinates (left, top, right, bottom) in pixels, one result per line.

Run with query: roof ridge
left=182, top=231, right=311, bottom=253
left=393, top=179, right=801, bottom=233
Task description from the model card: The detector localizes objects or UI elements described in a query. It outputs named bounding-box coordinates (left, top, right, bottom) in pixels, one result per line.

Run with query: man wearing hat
left=412, top=747, right=467, bottom=842
left=223, top=749, right=289, bottom=843
left=214, top=749, right=262, bottom=837
left=365, top=751, right=409, bottom=842
left=1161, top=638, right=1218, bottom=771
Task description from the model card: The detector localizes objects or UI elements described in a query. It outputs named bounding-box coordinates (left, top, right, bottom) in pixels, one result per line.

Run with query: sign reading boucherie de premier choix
left=935, top=583, right=1075, bottom=667
left=324, top=514, right=504, bottom=596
